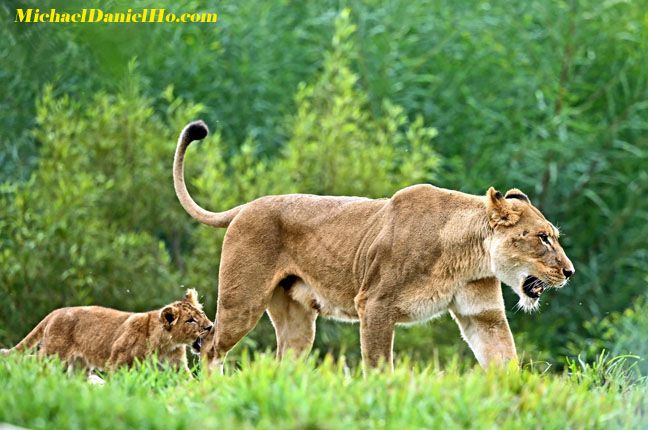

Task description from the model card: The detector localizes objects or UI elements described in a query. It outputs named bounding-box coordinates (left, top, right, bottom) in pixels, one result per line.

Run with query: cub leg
left=107, top=351, right=135, bottom=371
left=107, top=332, right=144, bottom=370
left=450, top=278, right=517, bottom=367
left=87, top=373, right=106, bottom=385
left=165, top=346, right=192, bottom=376
left=65, top=356, right=88, bottom=376
left=266, top=286, right=318, bottom=359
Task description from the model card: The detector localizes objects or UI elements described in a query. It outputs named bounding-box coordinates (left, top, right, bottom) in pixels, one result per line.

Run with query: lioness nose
left=562, top=268, right=574, bottom=278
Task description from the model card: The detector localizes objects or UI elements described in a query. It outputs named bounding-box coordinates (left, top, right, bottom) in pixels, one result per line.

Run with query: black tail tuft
left=184, top=120, right=209, bottom=142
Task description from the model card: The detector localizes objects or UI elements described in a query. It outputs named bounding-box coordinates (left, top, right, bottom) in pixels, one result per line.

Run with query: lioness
left=2, top=289, right=213, bottom=375
left=174, top=121, right=574, bottom=372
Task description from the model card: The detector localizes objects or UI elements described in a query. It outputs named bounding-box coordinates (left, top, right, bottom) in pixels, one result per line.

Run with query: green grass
left=0, top=353, right=646, bottom=429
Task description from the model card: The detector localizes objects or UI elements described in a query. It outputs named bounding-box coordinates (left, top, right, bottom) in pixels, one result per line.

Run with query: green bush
left=0, top=83, right=203, bottom=345
left=576, top=290, right=648, bottom=375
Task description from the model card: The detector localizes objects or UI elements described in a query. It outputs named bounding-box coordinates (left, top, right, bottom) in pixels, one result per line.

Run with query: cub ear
left=486, top=187, right=521, bottom=228
left=160, top=306, right=178, bottom=330
left=183, top=288, right=202, bottom=309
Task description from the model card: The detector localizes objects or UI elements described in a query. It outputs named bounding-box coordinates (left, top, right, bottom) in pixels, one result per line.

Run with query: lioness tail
left=173, top=120, right=243, bottom=228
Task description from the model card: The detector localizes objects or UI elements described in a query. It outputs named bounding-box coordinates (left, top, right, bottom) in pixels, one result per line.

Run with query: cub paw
left=87, top=374, right=106, bottom=385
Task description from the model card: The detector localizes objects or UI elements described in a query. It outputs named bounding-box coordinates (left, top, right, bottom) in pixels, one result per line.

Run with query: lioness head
left=160, top=288, right=213, bottom=353
left=486, top=187, right=574, bottom=312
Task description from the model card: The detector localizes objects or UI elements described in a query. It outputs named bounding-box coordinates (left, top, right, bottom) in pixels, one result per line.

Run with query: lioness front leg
left=450, top=309, right=517, bottom=367
left=450, top=278, right=517, bottom=367
left=356, top=294, right=396, bottom=371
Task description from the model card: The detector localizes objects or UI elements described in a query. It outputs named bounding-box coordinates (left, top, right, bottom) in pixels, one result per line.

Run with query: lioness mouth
left=522, top=276, right=546, bottom=299
left=191, top=337, right=202, bottom=353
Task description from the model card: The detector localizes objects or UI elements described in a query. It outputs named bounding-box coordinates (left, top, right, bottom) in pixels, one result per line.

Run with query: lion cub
left=2, top=289, right=212, bottom=376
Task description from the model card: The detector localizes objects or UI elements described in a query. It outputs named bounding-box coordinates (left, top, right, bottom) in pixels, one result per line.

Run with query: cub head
left=160, top=288, right=213, bottom=354
left=486, top=187, right=575, bottom=312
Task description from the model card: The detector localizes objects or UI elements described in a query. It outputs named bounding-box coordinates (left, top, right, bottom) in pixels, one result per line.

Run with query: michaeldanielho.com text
left=15, top=8, right=218, bottom=24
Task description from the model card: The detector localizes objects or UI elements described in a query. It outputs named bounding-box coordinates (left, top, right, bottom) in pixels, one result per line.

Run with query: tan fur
left=3, top=289, right=213, bottom=375
left=175, top=121, right=574, bottom=371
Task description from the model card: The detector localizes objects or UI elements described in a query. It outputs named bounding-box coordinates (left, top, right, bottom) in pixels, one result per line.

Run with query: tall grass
left=0, top=353, right=645, bottom=429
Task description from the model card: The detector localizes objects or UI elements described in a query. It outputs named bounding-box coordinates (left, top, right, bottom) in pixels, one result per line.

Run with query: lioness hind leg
left=267, top=286, right=318, bottom=359
left=206, top=217, right=286, bottom=373
left=206, top=280, right=275, bottom=374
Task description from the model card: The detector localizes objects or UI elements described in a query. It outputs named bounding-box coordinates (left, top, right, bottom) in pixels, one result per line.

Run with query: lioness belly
left=396, top=283, right=468, bottom=324
left=287, top=279, right=459, bottom=324
left=396, top=297, right=453, bottom=325
left=287, top=280, right=359, bottom=322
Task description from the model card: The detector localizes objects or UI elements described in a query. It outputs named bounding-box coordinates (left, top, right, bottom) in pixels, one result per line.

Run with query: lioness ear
left=160, top=306, right=178, bottom=330
left=505, top=188, right=530, bottom=203
left=486, top=187, right=521, bottom=228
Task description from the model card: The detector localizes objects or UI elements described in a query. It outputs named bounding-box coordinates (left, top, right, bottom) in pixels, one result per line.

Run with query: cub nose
left=205, top=324, right=214, bottom=332
left=562, top=268, right=574, bottom=278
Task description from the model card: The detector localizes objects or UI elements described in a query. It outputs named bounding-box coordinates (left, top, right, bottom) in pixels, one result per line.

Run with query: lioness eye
left=539, top=233, right=550, bottom=244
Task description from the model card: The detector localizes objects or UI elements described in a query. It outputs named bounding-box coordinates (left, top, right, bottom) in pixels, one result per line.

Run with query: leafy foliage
left=577, top=292, right=648, bottom=375
left=0, top=82, right=203, bottom=342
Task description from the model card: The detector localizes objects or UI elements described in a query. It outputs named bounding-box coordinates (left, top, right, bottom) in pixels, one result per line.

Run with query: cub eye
left=538, top=233, right=550, bottom=245
left=186, top=317, right=196, bottom=324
